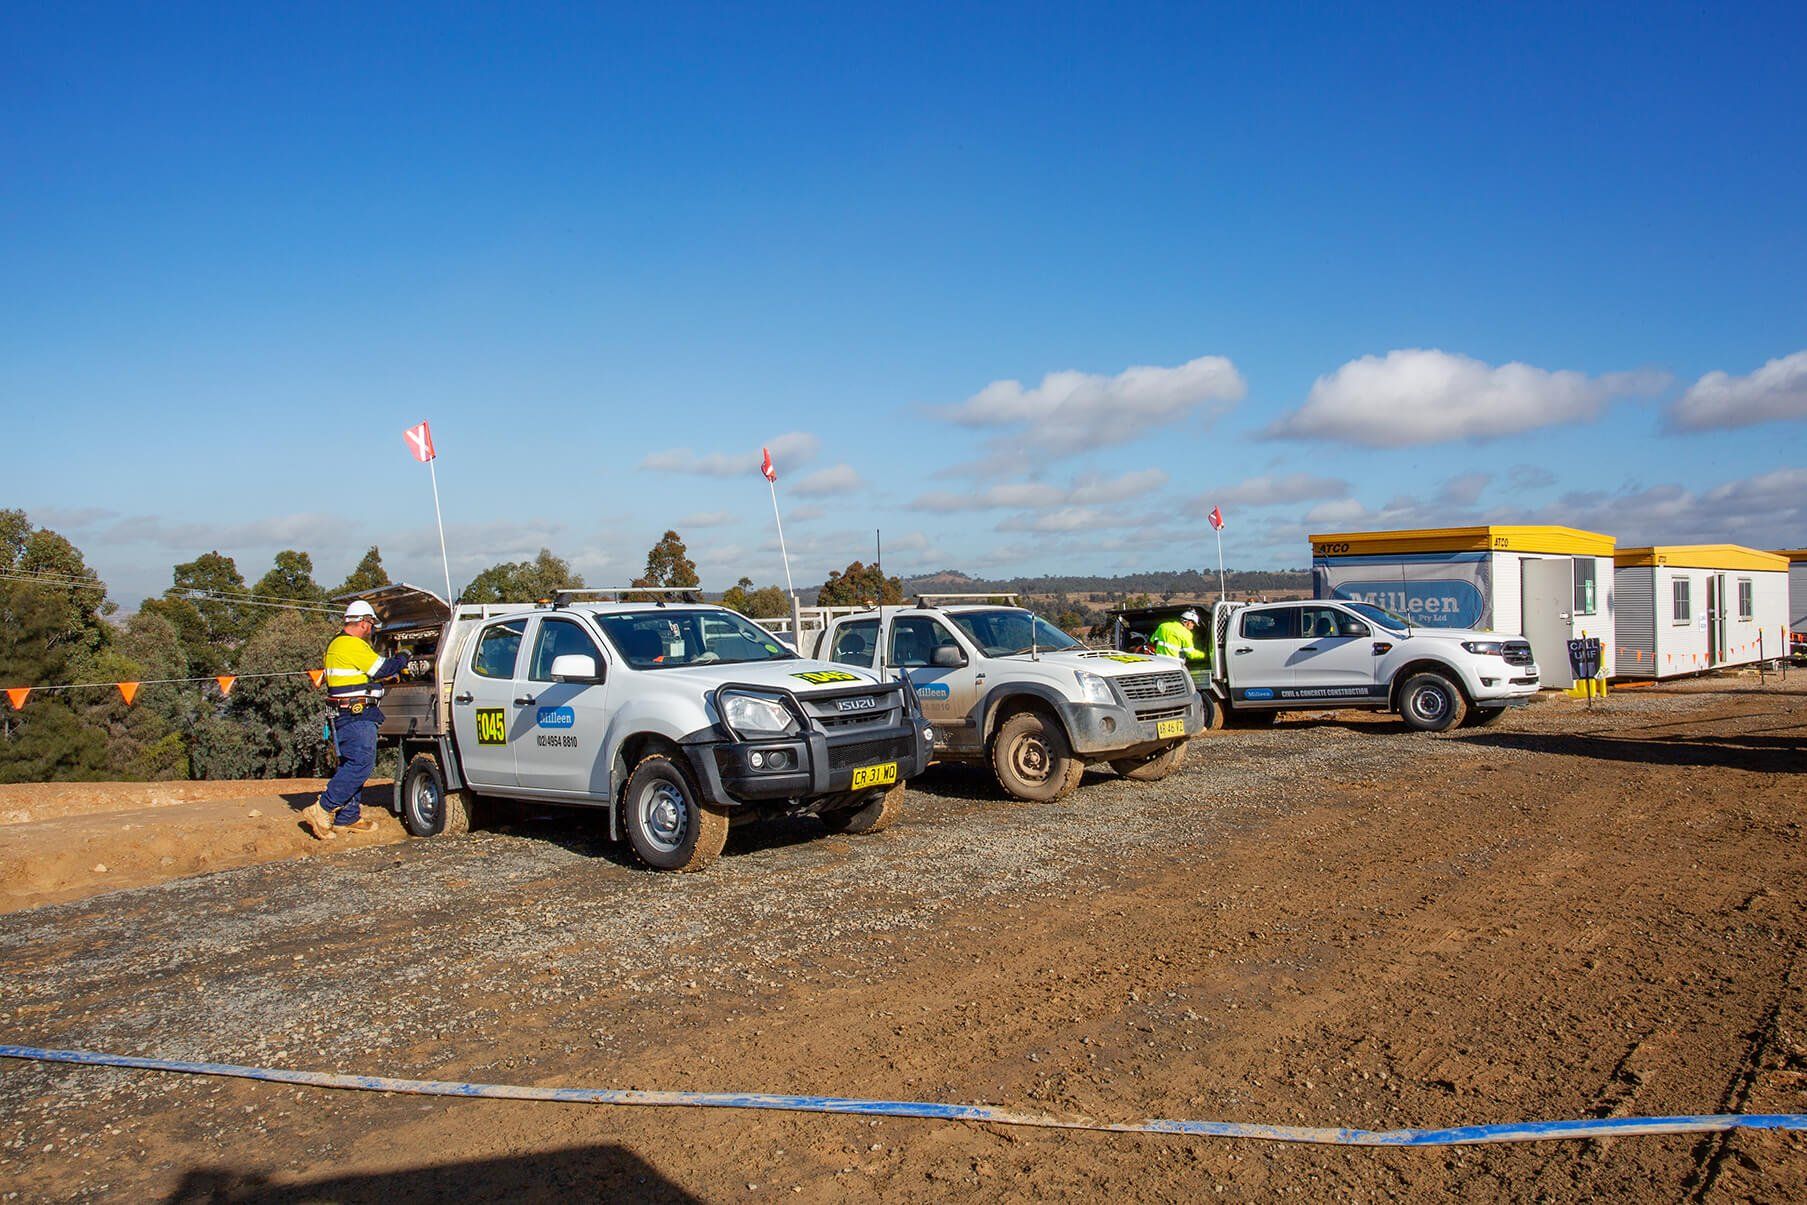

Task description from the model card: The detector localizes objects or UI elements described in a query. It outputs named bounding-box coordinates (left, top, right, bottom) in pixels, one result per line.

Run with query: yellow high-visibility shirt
left=323, top=633, right=387, bottom=695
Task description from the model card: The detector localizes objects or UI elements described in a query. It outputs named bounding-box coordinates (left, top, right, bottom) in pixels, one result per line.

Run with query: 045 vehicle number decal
left=474, top=708, right=508, bottom=745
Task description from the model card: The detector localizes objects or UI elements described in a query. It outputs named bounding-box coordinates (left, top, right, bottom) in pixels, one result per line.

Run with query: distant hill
left=897, top=567, right=1310, bottom=599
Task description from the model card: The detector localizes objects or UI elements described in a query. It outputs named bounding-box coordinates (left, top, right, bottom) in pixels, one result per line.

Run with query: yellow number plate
left=850, top=762, right=898, bottom=790
left=1156, top=718, right=1186, bottom=739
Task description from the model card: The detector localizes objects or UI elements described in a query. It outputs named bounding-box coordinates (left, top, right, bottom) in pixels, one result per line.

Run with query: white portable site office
left=1309, top=526, right=1616, bottom=690
left=1612, top=546, right=1789, bottom=679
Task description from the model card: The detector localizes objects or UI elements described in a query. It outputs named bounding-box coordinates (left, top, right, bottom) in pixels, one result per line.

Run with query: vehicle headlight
left=1074, top=670, right=1116, bottom=706
left=1462, top=641, right=1505, bottom=656
left=720, top=692, right=799, bottom=737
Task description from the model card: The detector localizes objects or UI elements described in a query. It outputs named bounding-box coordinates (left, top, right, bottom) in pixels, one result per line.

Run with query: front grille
left=1135, top=705, right=1187, bottom=723
left=818, top=709, right=897, bottom=731
left=1502, top=641, right=1534, bottom=666
left=828, top=735, right=913, bottom=771
left=1510, top=675, right=1538, bottom=686
left=1117, top=671, right=1190, bottom=701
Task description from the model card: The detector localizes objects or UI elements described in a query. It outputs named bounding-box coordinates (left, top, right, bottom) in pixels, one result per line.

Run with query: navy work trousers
left=323, top=709, right=382, bottom=823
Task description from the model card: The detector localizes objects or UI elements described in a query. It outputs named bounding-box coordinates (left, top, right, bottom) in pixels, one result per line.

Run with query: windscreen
left=595, top=609, right=796, bottom=670
left=947, top=609, right=1082, bottom=656
left=1344, top=602, right=1411, bottom=633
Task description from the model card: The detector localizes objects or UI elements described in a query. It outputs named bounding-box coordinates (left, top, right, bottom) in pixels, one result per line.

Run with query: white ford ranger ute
left=1109, top=599, right=1540, bottom=731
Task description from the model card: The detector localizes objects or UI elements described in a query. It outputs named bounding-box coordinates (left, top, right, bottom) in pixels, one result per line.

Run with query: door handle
left=514, top=694, right=537, bottom=706
left=1299, top=645, right=1319, bottom=652
left=1233, top=647, right=1251, bottom=655
left=454, top=692, right=473, bottom=704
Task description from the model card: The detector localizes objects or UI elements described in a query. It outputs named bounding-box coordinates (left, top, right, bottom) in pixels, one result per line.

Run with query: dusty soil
left=0, top=781, right=401, bottom=913
left=1, top=673, right=1803, bottom=1201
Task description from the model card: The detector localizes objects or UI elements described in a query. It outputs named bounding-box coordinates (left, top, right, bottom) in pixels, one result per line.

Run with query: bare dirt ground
left=1, top=673, right=1803, bottom=1202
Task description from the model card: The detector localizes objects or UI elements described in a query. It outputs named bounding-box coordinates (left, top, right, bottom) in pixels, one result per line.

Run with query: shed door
left=1521, top=558, right=1574, bottom=689
left=1707, top=574, right=1727, bottom=666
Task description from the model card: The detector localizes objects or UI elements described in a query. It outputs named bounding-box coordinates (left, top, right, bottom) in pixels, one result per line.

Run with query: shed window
left=1671, top=578, right=1691, bottom=625
left=1573, top=559, right=1597, bottom=616
left=1737, top=578, right=1753, bottom=621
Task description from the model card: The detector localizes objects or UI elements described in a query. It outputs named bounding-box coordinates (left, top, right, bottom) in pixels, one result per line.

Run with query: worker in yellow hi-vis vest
left=302, top=600, right=409, bottom=840
left=1150, top=609, right=1210, bottom=669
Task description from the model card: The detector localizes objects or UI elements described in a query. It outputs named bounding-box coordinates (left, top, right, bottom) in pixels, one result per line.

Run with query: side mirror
left=1346, top=621, right=1371, bottom=638
left=550, top=653, right=604, bottom=683
left=930, top=644, right=967, bottom=669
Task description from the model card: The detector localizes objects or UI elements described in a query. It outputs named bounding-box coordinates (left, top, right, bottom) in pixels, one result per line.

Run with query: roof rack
left=553, top=586, right=705, bottom=607
left=914, top=592, right=1021, bottom=608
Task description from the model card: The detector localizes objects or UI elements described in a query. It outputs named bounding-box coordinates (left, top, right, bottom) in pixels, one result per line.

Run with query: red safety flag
left=404, top=420, right=436, bottom=463
left=761, top=446, right=777, bottom=483
left=4, top=687, right=29, bottom=711
left=117, top=682, right=140, bottom=706
left=1208, top=505, right=1225, bottom=532
left=306, top=668, right=325, bottom=687
left=216, top=675, right=236, bottom=698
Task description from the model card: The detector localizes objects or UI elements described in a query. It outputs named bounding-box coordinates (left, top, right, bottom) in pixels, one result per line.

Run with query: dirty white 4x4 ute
left=810, top=596, right=1205, bottom=802
left=350, top=586, right=933, bottom=872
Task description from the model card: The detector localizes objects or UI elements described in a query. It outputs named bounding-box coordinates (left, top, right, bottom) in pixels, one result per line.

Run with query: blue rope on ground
left=5, top=1044, right=1805, bottom=1147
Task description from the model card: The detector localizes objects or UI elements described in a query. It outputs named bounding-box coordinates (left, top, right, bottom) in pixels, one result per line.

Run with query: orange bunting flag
left=4, top=687, right=29, bottom=711
left=117, top=682, right=140, bottom=706
left=216, top=675, right=237, bottom=698
left=306, top=668, right=325, bottom=688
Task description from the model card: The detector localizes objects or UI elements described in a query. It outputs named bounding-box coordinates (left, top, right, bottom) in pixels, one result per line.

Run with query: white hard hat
left=343, top=600, right=379, bottom=624
left=1180, top=609, right=1201, bottom=624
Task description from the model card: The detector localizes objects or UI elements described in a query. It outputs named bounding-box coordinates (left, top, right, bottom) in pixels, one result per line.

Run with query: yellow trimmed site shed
left=1613, top=546, right=1789, bottom=678
left=1309, top=526, right=1615, bottom=689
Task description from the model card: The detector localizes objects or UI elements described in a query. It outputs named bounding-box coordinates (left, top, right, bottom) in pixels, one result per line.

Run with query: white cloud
left=910, top=468, right=1168, bottom=513
left=1437, top=472, right=1491, bottom=506
left=1209, top=473, right=1349, bottom=508
left=938, top=355, right=1245, bottom=457
left=996, top=507, right=1112, bottom=533
left=640, top=431, right=821, bottom=477
left=678, top=511, right=738, bottom=529
left=791, top=464, right=864, bottom=497
left=1535, top=466, right=1807, bottom=547
left=1302, top=498, right=1369, bottom=526
left=1267, top=349, right=1668, bottom=447
left=1668, top=350, right=1807, bottom=431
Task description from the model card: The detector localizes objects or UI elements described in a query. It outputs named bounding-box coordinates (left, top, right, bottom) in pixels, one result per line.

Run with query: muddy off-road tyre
left=1398, top=672, right=1468, bottom=733
left=991, top=709, right=1084, bottom=803
left=822, top=783, right=902, bottom=835
left=1111, top=740, right=1188, bottom=782
left=623, top=754, right=730, bottom=872
left=400, top=752, right=477, bottom=837
left=1199, top=692, right=1225, bottom=732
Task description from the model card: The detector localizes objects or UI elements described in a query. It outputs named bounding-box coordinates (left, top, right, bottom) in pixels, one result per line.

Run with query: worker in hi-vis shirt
left=1150, top=608, right=1209, bottom=668
left=302, top=600, right=409, bottom=840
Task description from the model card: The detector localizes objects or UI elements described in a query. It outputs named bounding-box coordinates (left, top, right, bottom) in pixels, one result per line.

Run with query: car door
left=451, top=618, right=528, bottom=789
left=1288, top=605, right=1378, bottom=690
left=514, top=615, right=613, bottom=796
left=1226, top=606, right=1298, bottom=703
left=889, top=615, right=982, bottom=741
left=826, top=619, right=880, bottom=670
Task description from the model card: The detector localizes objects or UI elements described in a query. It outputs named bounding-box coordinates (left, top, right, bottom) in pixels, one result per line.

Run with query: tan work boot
left=301, top=802, right=337, bottom=841
left=335, top=816, right=377, bottom=834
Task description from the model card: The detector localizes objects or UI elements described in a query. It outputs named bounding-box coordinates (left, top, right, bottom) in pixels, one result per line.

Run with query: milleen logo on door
left=916, top=683, right=951, bottom=700
left=1338, top=580, right=1485, bottom=628
left=535, top=706, right=576, bottom=729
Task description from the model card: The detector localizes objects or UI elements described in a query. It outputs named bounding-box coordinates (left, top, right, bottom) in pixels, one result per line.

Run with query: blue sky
left=5, top=3, right=1804, bottom=606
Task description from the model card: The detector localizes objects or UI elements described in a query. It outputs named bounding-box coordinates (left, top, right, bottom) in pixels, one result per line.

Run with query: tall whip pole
left=1215, top=527, right=1226, bottom=603
left=768, top=478, right=796, bottom=600
left=429, top=456, right=455, bottom=606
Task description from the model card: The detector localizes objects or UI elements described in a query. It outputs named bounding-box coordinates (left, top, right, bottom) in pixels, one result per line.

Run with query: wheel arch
left=977, top=683, right=1073, bottom=748
left=1387, top=658, right=1474, bottom=712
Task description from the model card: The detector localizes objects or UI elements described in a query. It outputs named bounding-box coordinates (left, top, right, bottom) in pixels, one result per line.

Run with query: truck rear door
left=1225, top=606, right=1298, bottom=704
left=451, top=618, right=528, bottom=789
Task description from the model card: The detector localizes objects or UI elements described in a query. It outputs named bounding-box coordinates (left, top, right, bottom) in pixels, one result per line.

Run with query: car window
left=1240, top=609, right=1299, bottom=640
left=1298, top=607, right=1363, bottom=639
left=594, top=609, right=794, bottom=669
left=890, top=616, right=959, bottom=668
left=529, top=618, right=602, bottom=682
left=472, top=619, right=527, bottom=679
left=829, top=619, right=878, bottom=667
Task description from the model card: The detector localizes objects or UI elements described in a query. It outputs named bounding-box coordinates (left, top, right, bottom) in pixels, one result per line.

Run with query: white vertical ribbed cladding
left=1613, top=567, right=1657, bottom=677
left=1791, top=562, right=1807, bottom=633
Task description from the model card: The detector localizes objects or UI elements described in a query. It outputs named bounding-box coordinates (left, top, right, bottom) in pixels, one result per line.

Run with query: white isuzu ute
left=345, top=585, right=933, bottom=871
left=1109, top=599, right=1540, bottom=731
left=807, top=596, right=1205, bottom=802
